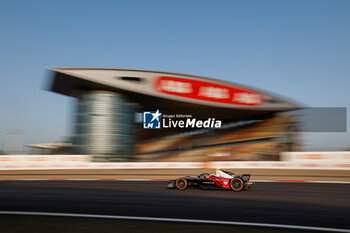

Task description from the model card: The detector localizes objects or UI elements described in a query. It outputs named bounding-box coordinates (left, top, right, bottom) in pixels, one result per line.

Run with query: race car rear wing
left=241, top=174, right=251, bottom=182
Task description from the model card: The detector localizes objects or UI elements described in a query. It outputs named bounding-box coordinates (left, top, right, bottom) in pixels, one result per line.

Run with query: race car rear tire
left=175, top=178, right=188, bottom=190
left=230, top=178, right=244, bottom=192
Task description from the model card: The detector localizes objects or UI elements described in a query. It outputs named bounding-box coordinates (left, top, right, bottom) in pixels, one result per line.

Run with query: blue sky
left=0, top=0, right=349, bottom=152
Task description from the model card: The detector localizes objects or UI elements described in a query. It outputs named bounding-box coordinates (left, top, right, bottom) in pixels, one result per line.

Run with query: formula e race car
left=167, top=168, right=252, bottom=191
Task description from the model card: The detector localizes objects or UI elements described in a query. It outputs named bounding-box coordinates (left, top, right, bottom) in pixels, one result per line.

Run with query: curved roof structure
left=48, top=68, right=301, bottom=122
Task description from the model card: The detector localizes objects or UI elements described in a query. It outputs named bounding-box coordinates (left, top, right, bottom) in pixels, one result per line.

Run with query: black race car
left=167, top=169, right=252, bottom=191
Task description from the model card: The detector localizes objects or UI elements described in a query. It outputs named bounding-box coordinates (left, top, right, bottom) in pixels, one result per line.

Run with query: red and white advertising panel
left=154, top=76, right=264, bottom=106
left=0, top=153, right=349, bottom=170
left=280, top=152, right=350, bottom=162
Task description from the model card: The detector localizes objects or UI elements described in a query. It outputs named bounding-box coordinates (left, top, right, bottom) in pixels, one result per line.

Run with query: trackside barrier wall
left=0, top=152, right=349, bottom=170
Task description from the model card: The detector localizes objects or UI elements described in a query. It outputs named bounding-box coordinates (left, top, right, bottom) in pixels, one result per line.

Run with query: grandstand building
left=48, top=68, right=301, bottom=161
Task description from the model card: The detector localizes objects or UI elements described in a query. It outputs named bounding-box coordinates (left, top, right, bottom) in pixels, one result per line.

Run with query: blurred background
left=0, top=1, right=349, bottom=232
left=0, top=0, right=348, bottom=182
left=0, top=0, right=349, bottom=158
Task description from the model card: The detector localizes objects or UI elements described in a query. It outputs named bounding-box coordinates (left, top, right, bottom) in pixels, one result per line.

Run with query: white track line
left=59, top=179, right=99, bottom=181
left=0, top=211, right=348, bottom=232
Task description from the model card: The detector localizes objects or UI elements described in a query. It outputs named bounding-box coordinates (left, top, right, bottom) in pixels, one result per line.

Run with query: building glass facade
left=74, top=91, right=136, bottom=161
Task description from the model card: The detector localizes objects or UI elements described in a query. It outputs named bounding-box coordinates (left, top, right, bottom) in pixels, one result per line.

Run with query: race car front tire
left=175, top=178, right=188, bottom=190
left=230, top=178, right=244, bottom=192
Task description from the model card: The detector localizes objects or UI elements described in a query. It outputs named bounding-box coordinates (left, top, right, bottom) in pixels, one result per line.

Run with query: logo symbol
left=143, top=110, right=162, bottom=129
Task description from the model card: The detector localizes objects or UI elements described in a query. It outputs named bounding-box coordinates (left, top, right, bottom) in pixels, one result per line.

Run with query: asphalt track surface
left=0, top=181, right=349, bottom=231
